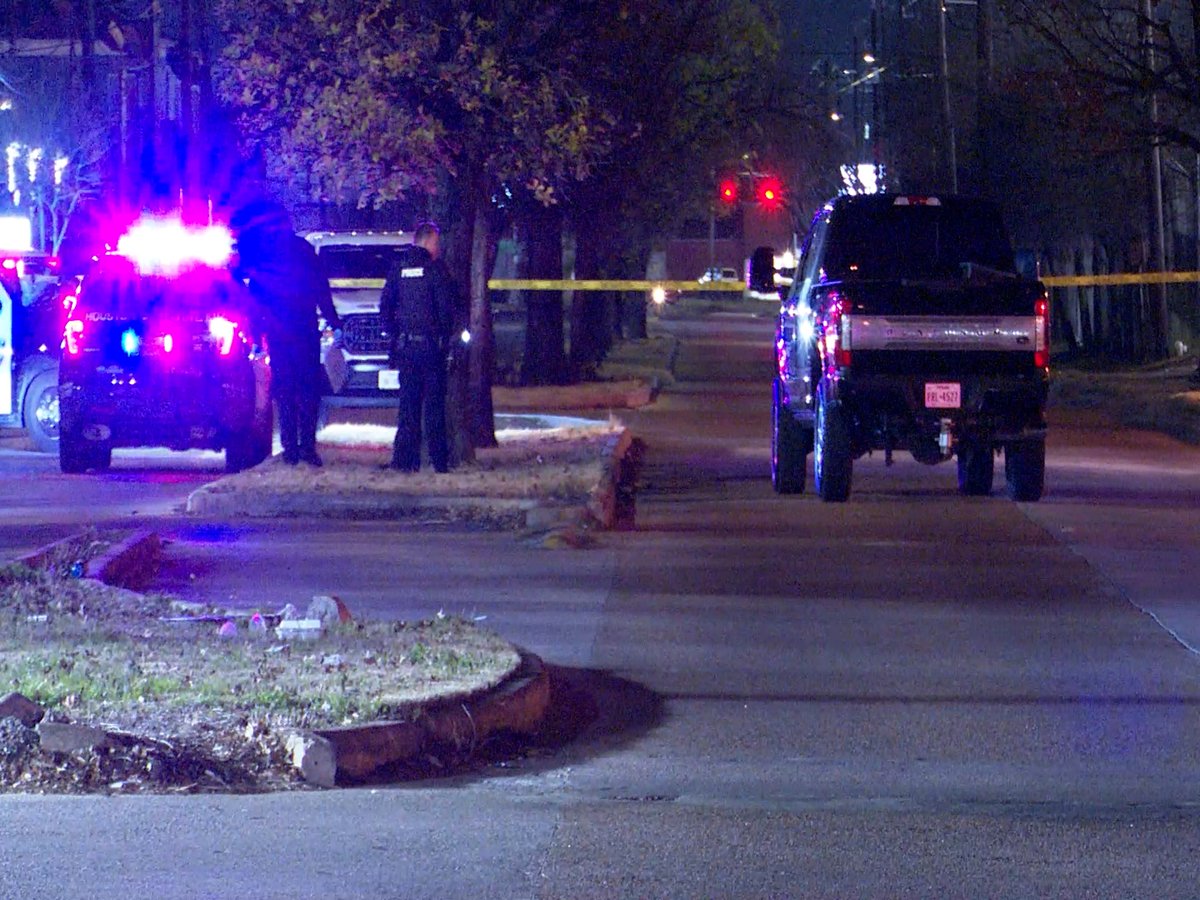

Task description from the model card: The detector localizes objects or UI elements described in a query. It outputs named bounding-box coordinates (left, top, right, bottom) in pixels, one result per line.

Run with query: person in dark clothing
left=237, top=230, right=341, bottom=467
left=379, top=222, right=457, bottom=472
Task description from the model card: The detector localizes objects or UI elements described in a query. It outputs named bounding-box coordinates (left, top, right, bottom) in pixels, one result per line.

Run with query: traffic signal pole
left=708, top=202, right=716, bottom=271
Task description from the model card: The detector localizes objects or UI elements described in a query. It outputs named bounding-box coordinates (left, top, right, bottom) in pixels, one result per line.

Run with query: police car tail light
left=64, top=318, right=84, bottom=356
left=1034, top=294, right=1049, bottom=369
left=207, top=316, right=239, bottom=355
left=162, top=333, right=176, bottom=354
left=116, top=216, right=234, bottom=276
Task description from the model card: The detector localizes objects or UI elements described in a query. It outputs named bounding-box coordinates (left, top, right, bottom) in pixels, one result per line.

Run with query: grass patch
left=0, top=542, right=521, bottom=792
left=1050, top=357, right=1200, bottom=445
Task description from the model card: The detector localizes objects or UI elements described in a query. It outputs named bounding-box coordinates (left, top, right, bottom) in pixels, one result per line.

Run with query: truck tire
left=1005, top=439, right=1045, bottom=502
left=814, top=383, right=852, bottom=502
left=59, top=429, right=110, bottom=474
left=21, top=369, right=60, bottom=454
left=956, top=441, right=994, bottom=496
left=771, top=380, right=807, bottom=494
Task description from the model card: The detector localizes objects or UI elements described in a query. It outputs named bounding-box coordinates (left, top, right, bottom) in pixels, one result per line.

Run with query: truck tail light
left=64, top=319, right=84, bottom=355
left=823, top=295, right=852, bottom=369
left=1034, top=295, right=1049, bottom=369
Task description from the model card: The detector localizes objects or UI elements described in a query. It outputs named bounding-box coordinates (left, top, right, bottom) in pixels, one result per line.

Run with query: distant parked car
left=699, top=266, right=740, bottom=284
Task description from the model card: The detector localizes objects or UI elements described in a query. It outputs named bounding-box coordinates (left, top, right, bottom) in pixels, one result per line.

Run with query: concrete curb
left=493, top=379, right=654, bottom=411
left=16, top=529, right=161, bottom=591
left=587, top=428, right=636, bottom=529
left=298, top=650, right=550, bottom=787
left=85, top=530, right=162, bottom=590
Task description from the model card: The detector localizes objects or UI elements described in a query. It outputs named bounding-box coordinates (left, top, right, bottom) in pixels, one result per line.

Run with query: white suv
left=305, top=231, right=412, bottom=402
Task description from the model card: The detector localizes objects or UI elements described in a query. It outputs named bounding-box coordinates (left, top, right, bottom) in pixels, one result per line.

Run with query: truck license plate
left=377, top=369, right=400, bottom=390
left=925, top=382, right=961, bottom=408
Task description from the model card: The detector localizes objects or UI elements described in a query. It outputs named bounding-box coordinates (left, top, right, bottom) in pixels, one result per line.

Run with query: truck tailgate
left=851, top=315, right=1036, bottom=353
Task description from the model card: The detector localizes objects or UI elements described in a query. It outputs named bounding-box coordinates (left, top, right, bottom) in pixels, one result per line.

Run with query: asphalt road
left=3, top=311, right=1200, bottom=899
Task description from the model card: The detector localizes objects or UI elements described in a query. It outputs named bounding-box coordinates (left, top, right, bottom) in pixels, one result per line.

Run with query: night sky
left=780, top=0, right=868, bottom=64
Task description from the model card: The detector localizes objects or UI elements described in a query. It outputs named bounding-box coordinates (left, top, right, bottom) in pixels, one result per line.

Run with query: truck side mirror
left=748, top=246, right=775, bottom=293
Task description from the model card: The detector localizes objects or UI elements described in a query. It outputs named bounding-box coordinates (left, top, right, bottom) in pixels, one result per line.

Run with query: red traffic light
left=718, top=178, right=739, bottom=204
left=756, top=176, right=783, bottom=209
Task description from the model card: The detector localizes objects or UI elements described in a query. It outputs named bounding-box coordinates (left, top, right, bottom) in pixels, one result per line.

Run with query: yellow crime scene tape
left=1041, top=271, right=1200, bottom=287
left=335, top=273, right=1200, bottom=292
left=489, top=274, right=1200, bottom=291
left=486, top=279, right=744, bottom=292
left=330, top=278, right=387, bottom=289
left=332, top=277, right=742, bottom=292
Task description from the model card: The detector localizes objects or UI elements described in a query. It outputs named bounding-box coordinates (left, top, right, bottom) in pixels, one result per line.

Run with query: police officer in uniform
left=238, top=229, right=341, bottom=467
left=379, top=222, right=456, bottom=472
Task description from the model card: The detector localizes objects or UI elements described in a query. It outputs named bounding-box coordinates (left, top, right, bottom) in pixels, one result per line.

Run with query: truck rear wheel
left=956, top=441, right=994, bottom=496
left=814, top=383, right=852, bottom=502
left=771, top=380, right=807, bottom=494
left=1005, top=440, right=1045, bottom=502
left=22, top=369, right=60, bottom=454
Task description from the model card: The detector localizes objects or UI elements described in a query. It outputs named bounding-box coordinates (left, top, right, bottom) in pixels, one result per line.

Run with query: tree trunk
left=435, top=178, right=475, bottom=464
left=468, top=200, right=498, bottom=448
left=621, top=258, right=648, bottom=340
left=521, top=205, right=569, bottom=385
left=569, top=215, right=612, bottom=376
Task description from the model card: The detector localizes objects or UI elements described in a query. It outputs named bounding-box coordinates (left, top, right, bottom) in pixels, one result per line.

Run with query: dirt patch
left=0, top=543, right=521, bottom=794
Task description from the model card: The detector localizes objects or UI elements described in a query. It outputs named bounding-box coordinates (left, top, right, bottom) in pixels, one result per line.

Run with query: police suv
left=57, top=216, right=273, bottom=473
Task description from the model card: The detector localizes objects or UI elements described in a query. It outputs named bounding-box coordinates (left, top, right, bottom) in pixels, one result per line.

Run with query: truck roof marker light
left=116, top=216, right=234, bottom=276
left=208, top=316, right=238, bottom=355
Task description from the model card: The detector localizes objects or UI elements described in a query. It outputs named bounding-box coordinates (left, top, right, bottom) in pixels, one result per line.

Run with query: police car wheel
left=22, top=370, right=60, bottom=454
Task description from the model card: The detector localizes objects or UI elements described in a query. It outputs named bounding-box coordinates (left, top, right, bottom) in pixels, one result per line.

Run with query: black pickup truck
left=771, top=194, right=1049, bottom=502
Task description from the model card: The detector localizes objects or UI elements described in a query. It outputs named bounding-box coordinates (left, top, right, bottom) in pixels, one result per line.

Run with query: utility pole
left=937, top=0, right=957, bottom=192
left=180, top=0, right=193, bottom=142
left=81, top=0, right=98, bottom=91
left=1142, top=0, right=1169, bottom=358
left=975, top=0, right=993, bottom=194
